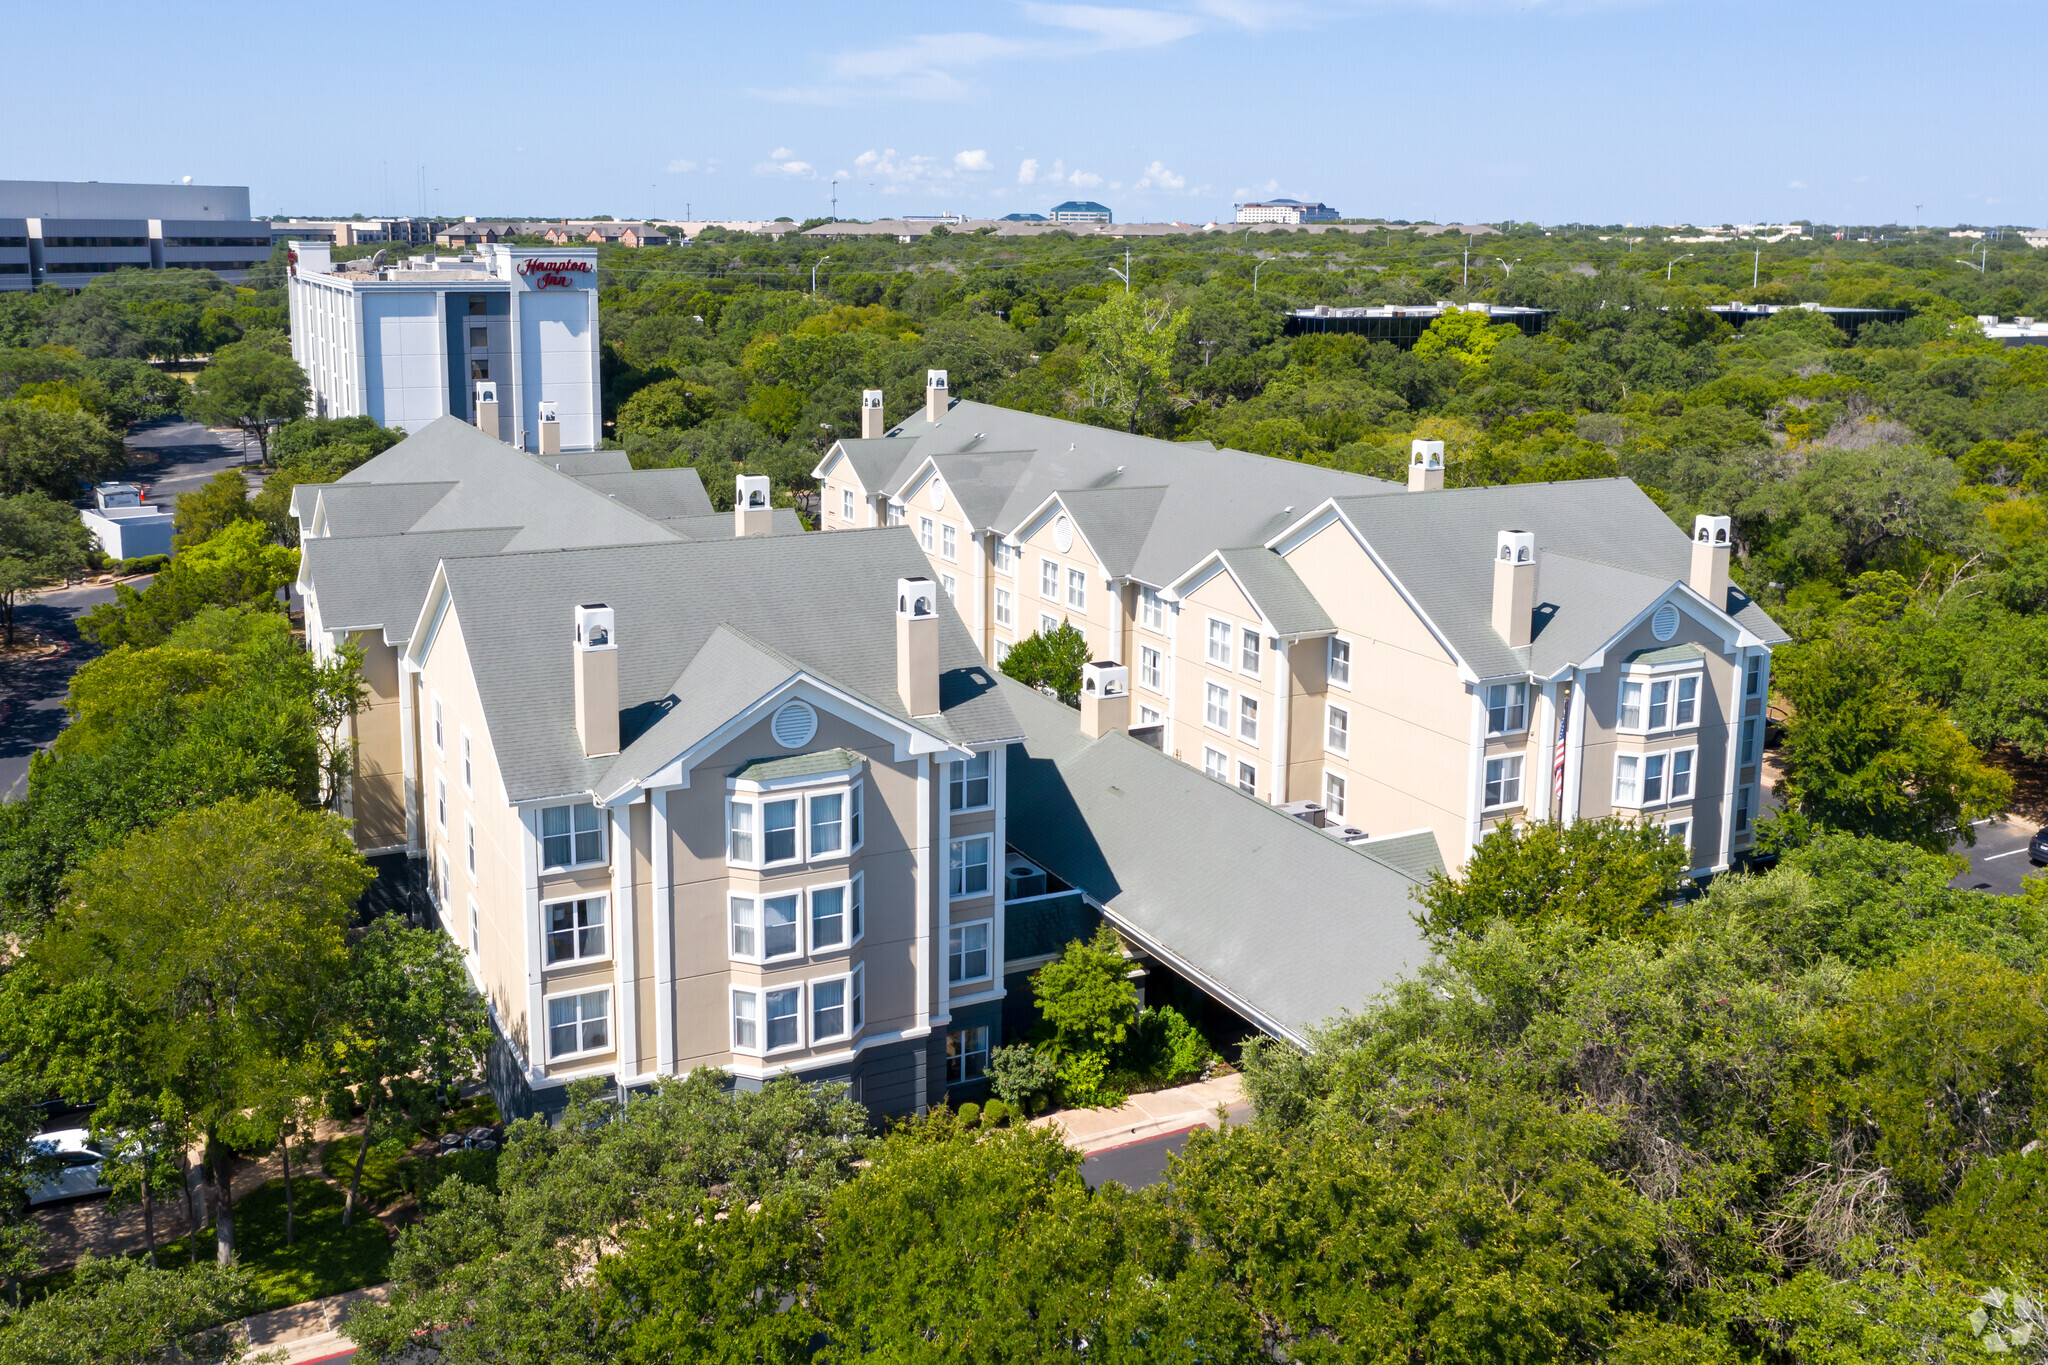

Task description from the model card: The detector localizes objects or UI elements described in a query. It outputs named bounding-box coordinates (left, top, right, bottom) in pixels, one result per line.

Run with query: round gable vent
left=770, top=700, right=818, bottom=749
left=1053, top=514, right=1074, bottom=552
left=1650, top=603, right=1679, bottom=642
left=931, top=478, right=946, bottom=511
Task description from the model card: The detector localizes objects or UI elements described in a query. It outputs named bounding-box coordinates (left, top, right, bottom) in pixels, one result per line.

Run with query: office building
left=286, top=240, right=601, bottom=450
left=271, top=218, right=446, bottom=247
left=0, top=179, right=271, bottom=290
left=1286, top=301, right=1556, bottom=346
left=1236, top=199, right=1339, bottom=225
left=1049, top=200, right=1112, bottom=224
left=816, top=379, right=1785, bottom=879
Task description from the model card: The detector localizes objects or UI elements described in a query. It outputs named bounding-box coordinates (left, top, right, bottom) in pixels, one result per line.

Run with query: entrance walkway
left=1031, top=1072, right=1248, bottom=1156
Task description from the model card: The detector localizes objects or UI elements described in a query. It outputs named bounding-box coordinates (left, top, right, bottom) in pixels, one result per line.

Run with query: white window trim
left=1202, top=746, right=1229, bottom=781
left=435, top=772, right=448, bottom=832
left=1613, top=753, right=1643, bottom=809
left=542, top=893, right=612, bottom=968
left=1328, top=636, right=1353, bottom=690
left=948, top=833, right=995, bottom=902
left=1205, top=616, right=1233, bottom=667
left=466, top=894, right=481, bottom=957
left=994, top=586, right=1013, bottom=628
left=1485, top=681, right=1530, bottom=737
left=537, top=806, right=607, bottom=873
left=1324, top=770, right=1347, bottom=818
left=1483, top=754, right=1525, bottom=811
left=1139, top=586, right=1165, bottom=634
left=1239, top=626, right=1262, bottom=679
left=1666, top=745, right=1699, bottom=803
left=1325, top=703, right=1351, bottom=756
left=728, top=889, right=806, bottom=965
left=940, top=522, right=957, bottom=562
left=1065, top=566, right=1087, bottom=612
left=948, top=916, right=994, bottom=985
left=995, top=540, right=1015, bottom=576
left=1204, top=680, right=1231, bottom=734
left=1040, top=558, right=1060, bottom=601
left=919, top=516, right=935, bottom=552
left=460, top=728, right=474, bottom=794
left=1238, top=693, right=1259, bottom=744
left=1137, top=644, right=1163, bottom=694
left=464, top=815, right=477, bottom=882
left=1617, top=667, right=1706, bottom=736
left=431, top=693, right=446, bottom=755
left=948, top=751, right=994, bottom=813
left=806, top=877, right=856, bottom=955
left=725, top=792, right=826, bottom=870
left=808, top=968, right=860, bottom=1045
left=542, top=985, right=613, bottom=1063
left=1612, top=744, right=1698, bottom=810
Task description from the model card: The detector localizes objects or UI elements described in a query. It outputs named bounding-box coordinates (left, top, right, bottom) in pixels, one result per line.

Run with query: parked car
left=24, top=1129, right=110, bottom=1206
left=2031, top=825, right=2048, bottom=866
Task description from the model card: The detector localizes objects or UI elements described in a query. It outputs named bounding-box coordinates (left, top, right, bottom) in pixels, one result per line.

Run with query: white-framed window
left=809, top=790, right=846, bottom=856
left=1329, top=637, right=1352, bottom=688
left=849, top=871, right=864, bottom=940
left=849, top=781, right=863, bottom=851
left=948, top=919, right=992, bottom=983
left=1671, top=748, right=1695, bottom=800
left=940, top=523, right=957, bottom=560
left=541, top=803, right=606, bottom=869
left=1203, top=747, right=1228, bottom=781
left=1236, top=760, right=1257, bottom=796
left=545, top=896, right=607, bottom=965
left=949, top=834, right=992, bottom=898
left=1735, top=785, right=1753, bottom=834
left=995, top=540, right=1015, bottom=574
left=811, top=972, right=855, bottom=1043
left=1326, top=704, right=1350, bottom=755
left=1040, top=558, right=1059, bottom=600
left=1138, top=645, right=1162, bottom=692
left=726, top=795, right=800, bottom=867
left=1614, top=754, right=1640, bottom=806
left=733, top=986, right=803, bottom=1054
left=436, top=851, right=449, bottom=908
left=731, top=988, right=759, bottom=1051
left=1205, top=682, right=1230, bottom=731
left=1138, top=704, right=1162, bottom=725
left=1619, top=681, right=1644, bottom=731
left=886, top=502, right=904, bottom=527
left=1206, top=617, right=1231, bottom=666
left=1621, top=673, right=1703, bottom=734
left=995, top=587, right=1013, bottom=628
left=1324, top=770, right=1347, bottom=818
left=465, top=816, right=477, bottom=880
left=810, top=882, right=850, bottom=951
left=1039, top=613, right=1059, bottom=636
left=1665, top=819, right=1691, bottom=852
left=546, top=987, right=610, bottom=1061
left=949, top=751, right=992, bottom=811
left=461, top=730, right=473, bottom=793
left=1485, top=755, right=1523, bottom=809
left=729, top=891, right=802, bottom=963
left=432, top=695, right=445, bottom=753
left=468, top=896, right=480, bottom=955
left=1486, top=682, right=1528, bottom=735
left=941, top=573, right=957, bottom=600
left=1066, top=567, right=1086, bottom=612
left=995, top=639, right=1012, bottom=662
left=1140, top=586, right=1164, bottom=632
left=436, top=773, right=447, bottom=831
left=1747, top=656, right=1763, bottom=697
left=1238, top=694, right=1259, bottom=744
left=1642, top=753, right=1668, bottom=803
left=1676, top=676, right=1698, bottom=727
left=946, top=1024, right=991, bottom=1083
left=841, top=487, right=854, bottom=523
left=1741, top=718, right=1759, bottom=766
left=1240, top=627, right=1261, bottom=676
left=919, top=516, right=935, bottom=552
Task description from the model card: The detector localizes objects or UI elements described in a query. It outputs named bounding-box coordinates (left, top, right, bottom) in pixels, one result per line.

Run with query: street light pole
left=1253, top=257, right=1271, bottom=293
left=1666, top=252, right=1694, bottom=281
left=1106, top=247, right=1134, bottom=294
left=812, top=255, right=830, bottom=294
left=1956, top=241, right=1989, bottom=273
left=1753, top=249, right=1761, bottom=290
left=1494, top=257, right=1522, bottom=279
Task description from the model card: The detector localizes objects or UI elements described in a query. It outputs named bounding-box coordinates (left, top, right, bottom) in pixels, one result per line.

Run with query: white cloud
left=1069, top=169, right=1104, bottom=188
left=1135, top=160, right=1186, bottom=191
left=667, top=158, right=698, bottom=173
left=771, top=147, right=797, bottom=160
left=755, top=152, right=817, bottom=179
left=1788, top=180, right=1807, bottom=190
left=1232, top=178, right=1281, bottom=199
left=955, top=149, right=993, bottom=172
left=1018, top=158, right=1040, bottom=185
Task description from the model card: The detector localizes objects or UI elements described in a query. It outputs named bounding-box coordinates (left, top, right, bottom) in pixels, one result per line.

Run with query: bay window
left=1614, top=754, right=1640, bottom=806
left=1643, top=753, right=1666, bottom=803
left=810, top=884, right=847, bottom=950
left=765, top=987, right=801, bottom=1051
left=812, top=976, right=850, bottom=1042
left=1676, top=676, right=1698, bottom=726
left=762, top=798, right=799, bottom=864
left=1618, top=681, right=1644, bottom=731
left=762, top=894, right=800, bottom=959
left=1671, top=749, right=1694, bottom=799
left=809, top=792, right=845, bottom=855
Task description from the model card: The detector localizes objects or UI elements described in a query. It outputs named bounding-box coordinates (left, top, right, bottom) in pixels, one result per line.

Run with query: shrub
left=116, top=554, right=169, bottom=577
left=982, top=1099, right=1010, bottom=1127
left=1147, top=1006, right=1212, bottom=1085
left=955, top=1101, right=981, bottom=1128
left=1034, top=925, right=1138, bottom=1054
left=1056, top=1052, right=1127, bottom=1110
left=987, top=1044, right=1059, bottom=1115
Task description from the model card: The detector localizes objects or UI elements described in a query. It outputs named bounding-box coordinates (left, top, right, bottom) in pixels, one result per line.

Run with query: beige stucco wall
left=1013, top=503, right=1120, bottom=664
left=348, top=632, right=407, bottom=850
left=1173, top=568, right=1289, bottom=803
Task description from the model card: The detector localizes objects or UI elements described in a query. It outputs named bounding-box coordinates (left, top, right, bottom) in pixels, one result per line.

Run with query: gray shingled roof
left=543, top=450, right=633, bottom=476
left=914, top=448, right=1038, bottom=529
left=1056, top=485, right=1168, bottom=580
left=729, top=747, right=865, bottom=782
left=312, top=482, right=457, bottom=537
left=572, top=468, right=714, bottom=520
left=999, top=677, right=1438, bottom=1042
left=302, top=527, right=518, bottom=641
left=658, top=509, right=806, bottom=540
left=1214, top=547, right=1334, bottom=637
left=826, top=437, right=923, bottom=496
left=1327, top=480, right=1789, bottom=680
left=435, top=527, right=1021, bottom=804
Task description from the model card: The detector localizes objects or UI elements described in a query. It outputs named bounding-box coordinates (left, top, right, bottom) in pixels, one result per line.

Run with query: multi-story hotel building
left=816, top=378, right=1787, bottom=875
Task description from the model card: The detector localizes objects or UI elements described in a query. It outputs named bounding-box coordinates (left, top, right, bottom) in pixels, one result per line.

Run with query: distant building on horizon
left=1000, top=213, right=1048, bottom=222
left=1050, top=200, right=1112, bottom=224
left=1236, top=199, right=1339, bottom=225
left=0, top=178, right=271, bottom=290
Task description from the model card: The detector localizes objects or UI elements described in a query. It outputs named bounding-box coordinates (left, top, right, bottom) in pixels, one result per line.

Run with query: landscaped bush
left=955, top=1101, right=981, bottom=1128
left=986, top=1044, right=1059, bottom=1115
left=114, top=554, right=168, bottom=577
left=982, top=1099, right=1010, bottom=1127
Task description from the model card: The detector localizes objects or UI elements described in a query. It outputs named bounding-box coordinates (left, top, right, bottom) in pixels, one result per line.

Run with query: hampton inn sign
left=517, top=257, right=594, bottom=289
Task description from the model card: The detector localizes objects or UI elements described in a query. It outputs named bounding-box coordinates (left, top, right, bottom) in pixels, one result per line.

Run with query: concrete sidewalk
left=241, top=1283, right=388, bottom=1363
left=1032, top=1072, right=1248, bottom=1155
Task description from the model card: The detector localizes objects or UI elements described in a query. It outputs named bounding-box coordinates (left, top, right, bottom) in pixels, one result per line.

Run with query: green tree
left=170, top=468, right=255, bottom=550
left=0, top=490, right=93, bottom=647
left=330, top=918, right=492, bottom=1229
left=1412, top=814, right=1693, bottom=946
left=1412, top=307, right=1520, bottom=370
left=1034, top=925, right=1139, bottom=1055
left=1775, top=630, right=2012, bottom=850
left=184, top=340, right=311, bottom=464
left=997, top=619, right=1090, bottom=704
left=615, top=377, right=717, bottom=438
left=29, top=793, right=370, bottom=1265
left=0, top=1256, right=271, bottom=1365
left=78, top=519, right=297, bottom=649
left=1071, top=291, right=1189, bottom=432
left=0, top=398, right=126, bottom=499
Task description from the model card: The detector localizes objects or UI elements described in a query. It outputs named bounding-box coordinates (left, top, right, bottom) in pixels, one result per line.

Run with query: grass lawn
left=24, top=1176, right=389, bottom=1312
left=319, top=1133, right=410, bottom=1210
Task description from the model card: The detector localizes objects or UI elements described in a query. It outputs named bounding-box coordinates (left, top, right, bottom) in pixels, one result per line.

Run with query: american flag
left=1552, top=699, right=1570, bottom=803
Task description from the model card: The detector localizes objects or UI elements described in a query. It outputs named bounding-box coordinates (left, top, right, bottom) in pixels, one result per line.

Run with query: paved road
left=1081, top=1124, right=1203, bottom=1190
left=0, top=419, right=251, bottom=802
left=1953, top=817, right=2045, bottom=897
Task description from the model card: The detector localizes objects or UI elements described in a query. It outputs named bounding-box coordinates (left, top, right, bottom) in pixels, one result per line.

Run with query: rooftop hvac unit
left=1005, top=854, right=1047, bottom=900
left=1280, top=800, right=1326, bottom=829
left=1335, top=827, right=1370, bottom=845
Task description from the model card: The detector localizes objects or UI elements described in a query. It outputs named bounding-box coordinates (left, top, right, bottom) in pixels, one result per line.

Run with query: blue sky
left=10, top=1, right=2041, bottom=227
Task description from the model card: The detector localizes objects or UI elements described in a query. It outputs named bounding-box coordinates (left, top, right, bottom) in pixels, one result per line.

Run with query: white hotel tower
left=286, top=241, right=602, bottom=452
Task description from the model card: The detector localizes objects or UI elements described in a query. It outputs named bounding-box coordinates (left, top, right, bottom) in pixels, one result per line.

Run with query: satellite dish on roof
left=369, top=248, right=388, bottom=269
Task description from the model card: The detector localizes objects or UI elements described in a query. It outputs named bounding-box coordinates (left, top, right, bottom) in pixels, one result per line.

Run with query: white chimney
left=1408, top=439, right=1445, bottom=492
left=1079, top=660, right=1130, bottom=740
left=924, top=369, right=948, bottom=422
left=474, top=381, right=500, bottom=441
left=860, top=388, right=886, bottom=439
left=573, top=603, right=619, bottom=758
left=1690, top=514, right=1732, bottom=609
left=537, top=399, right=561, bottom=456
left=735, top=474, right=772, bottom=537
left=1491, top=530, right=1536, bottom=648
left=895, top=577, right=941, bottom=717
